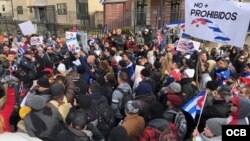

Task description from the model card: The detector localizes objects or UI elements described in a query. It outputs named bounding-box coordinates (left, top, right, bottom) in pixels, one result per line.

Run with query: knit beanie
left=125, top=100, right=140, bottom=114
left=43, top=68, right=54, bottom=76
left=30, top=95, right=47, bottom=110
left=206, top=118, right=227, bottom=136
left=37, top=77, right=50, bottom=88
left=168, top=82, right=181, bottom=93
left=167, top=94, right=182, bottom=107
left=136, top=82, right=153, bottom=96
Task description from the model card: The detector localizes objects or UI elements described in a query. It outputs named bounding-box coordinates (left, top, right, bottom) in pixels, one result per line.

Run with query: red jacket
left=0, top=88, right=15, bottom=132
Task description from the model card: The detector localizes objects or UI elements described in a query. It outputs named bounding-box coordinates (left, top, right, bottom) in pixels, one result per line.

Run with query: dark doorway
left=38, top=7, right=46, bottom=22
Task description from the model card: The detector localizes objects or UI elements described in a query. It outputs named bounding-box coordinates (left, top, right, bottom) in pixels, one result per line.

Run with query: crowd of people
left=0, top=27, right=250, bottom=141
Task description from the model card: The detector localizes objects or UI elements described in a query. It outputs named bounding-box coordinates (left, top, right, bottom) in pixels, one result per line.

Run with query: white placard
left=18, top=21, right=36, bottom=35
left=185, top=0, right=250, bottom=47
left=66, top=39, right=80, bottom=52
left=65, top=32, right=77, bottom=40
left=30, top=36, right=43, bottom=45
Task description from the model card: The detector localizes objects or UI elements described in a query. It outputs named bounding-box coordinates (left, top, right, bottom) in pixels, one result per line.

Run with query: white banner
left=185, top=0, right=250, bottom=47
left=30, top=36, right=43, bottom=45
left=18, top=21, right=36, bottom=35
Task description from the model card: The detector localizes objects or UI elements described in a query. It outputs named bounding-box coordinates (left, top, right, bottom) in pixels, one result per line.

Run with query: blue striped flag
left=18, top=47, right=25, bottom=56
left=182, top=91, right=207, bottom=119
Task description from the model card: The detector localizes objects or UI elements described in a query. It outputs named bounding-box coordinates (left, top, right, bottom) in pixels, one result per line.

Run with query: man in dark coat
left=198, top=85, right=231, bottom=132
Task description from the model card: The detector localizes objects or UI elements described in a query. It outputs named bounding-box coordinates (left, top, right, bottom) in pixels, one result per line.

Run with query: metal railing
left=105, top=8, right=183, bottom=33
left=0, top=19, right=106, bottom=39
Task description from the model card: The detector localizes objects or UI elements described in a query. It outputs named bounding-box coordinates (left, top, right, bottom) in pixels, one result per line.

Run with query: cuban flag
left=18, top=47, right=25, bottom=56
left=182, top=91, right=207, bottom=119
left=10, top=64, right=17, bottom=74
left=191, top=18, right=231, bottom=42
left=239, top=73, right=250, bottom=86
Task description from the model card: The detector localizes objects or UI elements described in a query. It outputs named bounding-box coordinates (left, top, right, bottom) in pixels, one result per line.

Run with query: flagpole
left=195, top=91, right=208, bottom=128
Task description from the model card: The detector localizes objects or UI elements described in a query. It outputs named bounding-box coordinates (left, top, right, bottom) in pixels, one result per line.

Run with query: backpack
left=166, top=110, right=187, bottom=140
left=95, top=97, right=115, bottom=139
left=159, top=123, right=180, bottom=141
left=141, top=122, right=179, bottom=141
left=116, top=88, right=134, bottom=115
left=95, top=98, right=115, bottom=128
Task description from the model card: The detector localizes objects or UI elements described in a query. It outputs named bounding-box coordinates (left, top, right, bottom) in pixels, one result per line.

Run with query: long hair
left=160, top=53, right=173, bottom=75
left=0, top=115, right=4, bottom=133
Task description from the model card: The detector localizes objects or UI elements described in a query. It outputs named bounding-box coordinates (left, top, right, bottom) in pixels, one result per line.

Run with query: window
left=17, top=6, right=23, bottom=15
left=76, top=0, right=89, bottom=19
left=170, top=0, right=181, bottom=23
left=2, top=5, right=5, bottom=12
left=57, top=3, right=67, bottom=15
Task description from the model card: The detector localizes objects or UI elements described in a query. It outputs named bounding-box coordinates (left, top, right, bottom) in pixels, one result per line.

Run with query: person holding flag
left=192, top=118, right=226, bottom=141
left=196, top=85, right=231, bottom=132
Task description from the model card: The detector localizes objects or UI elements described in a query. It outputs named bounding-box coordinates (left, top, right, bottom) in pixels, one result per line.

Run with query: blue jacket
left=79, top=56, right=95, bottom=84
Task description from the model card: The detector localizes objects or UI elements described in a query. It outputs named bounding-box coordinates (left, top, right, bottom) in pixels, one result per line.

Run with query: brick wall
left=150, top=0, right=160, bottom=27
left=163, top=0, right=185, bottom=24
left=104, top=3, right=125, bottom=24
left=163, top=0, right=172, bottom=24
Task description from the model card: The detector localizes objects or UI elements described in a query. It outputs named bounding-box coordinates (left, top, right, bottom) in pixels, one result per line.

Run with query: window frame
left=57, top=3, right=67, bottom=15
left=2, top=5, right=5, bottom=12
left=17, top=6, right=23, bottom=15
left=170, top=0, right=181, bottom=23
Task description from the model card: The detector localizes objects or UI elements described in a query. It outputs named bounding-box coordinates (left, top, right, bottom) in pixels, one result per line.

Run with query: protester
left=1, top=22, right=250, bottom=141
left=227, top=96, right=250, bottom=125
left=121, top=100, right=145, bottom=141
left=193, top=118, right=226, bottom=141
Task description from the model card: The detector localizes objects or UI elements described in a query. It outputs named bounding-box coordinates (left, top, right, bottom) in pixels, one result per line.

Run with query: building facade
left=103, top=0, right=185, bottom=30
left=11, top=0, right=103, bottom=27
left=0, top=0, right=12, bottom=18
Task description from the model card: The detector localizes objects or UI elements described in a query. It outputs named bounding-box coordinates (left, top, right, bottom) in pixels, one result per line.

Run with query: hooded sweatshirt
left=0, top=88, right=15, bottom=132
left=111, top=83, right=132, bottom=119
left=227, top=96, right=250, bottom=125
